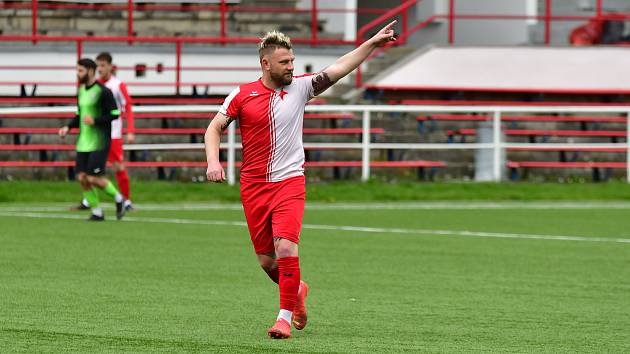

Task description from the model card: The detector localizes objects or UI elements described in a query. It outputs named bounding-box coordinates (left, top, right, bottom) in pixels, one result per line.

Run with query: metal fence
left=1, top=104, right=628, bottom=184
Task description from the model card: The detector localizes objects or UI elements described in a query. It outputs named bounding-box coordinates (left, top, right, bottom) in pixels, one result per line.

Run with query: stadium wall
left=0, top=46, right=347, bottom=96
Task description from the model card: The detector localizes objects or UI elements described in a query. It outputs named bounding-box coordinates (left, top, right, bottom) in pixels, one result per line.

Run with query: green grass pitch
left=1, top=198, right=629, bottom=353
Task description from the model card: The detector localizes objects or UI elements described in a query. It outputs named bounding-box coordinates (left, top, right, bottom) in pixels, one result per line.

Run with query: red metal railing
left=2, top=0, right=627, bottom=91
left=353, top=0, right=626, bottom=87
left=8, top=0, right=622, bottom=48
left=355, top=0, right=422, bottom=87
left=2, top=0, right=388, bottom=93
left=5, top=0, right=388, bottom=46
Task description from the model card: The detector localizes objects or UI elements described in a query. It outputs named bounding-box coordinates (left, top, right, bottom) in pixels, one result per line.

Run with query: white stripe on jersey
left=266, top=91, right=276, bottom=182
left=219, top=87, right=241, bottom=117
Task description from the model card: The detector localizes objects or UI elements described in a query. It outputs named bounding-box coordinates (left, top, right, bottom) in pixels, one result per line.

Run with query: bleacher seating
left=1, top=92, right=627, bottom=182
left=0, top=127, right=384, bottom=137
left=507, top=160, right=626, bottom=181
left=0, top=0, right=324, bottom=39
left=417, top=113, right=627, bottom=123
left=0, top=98, right=446, bottom=180
left=0, top=160, right=445, bottom=169
left=416, top=109, right=626, bottom=180
left=446, top=129, right=626, bottom=141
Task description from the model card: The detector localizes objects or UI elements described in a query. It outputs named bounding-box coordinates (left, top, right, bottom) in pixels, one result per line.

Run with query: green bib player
left=58, top=58, right=126, bottom=221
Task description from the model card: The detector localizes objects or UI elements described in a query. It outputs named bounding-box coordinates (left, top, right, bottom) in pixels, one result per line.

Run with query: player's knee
left=274, top=240, right=297, bottom=258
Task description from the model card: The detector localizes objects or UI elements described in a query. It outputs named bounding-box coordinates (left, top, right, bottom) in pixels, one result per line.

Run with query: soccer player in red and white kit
left=76, top=52, right=135, bottom=211
left=204, top=21, right=396, bottom=339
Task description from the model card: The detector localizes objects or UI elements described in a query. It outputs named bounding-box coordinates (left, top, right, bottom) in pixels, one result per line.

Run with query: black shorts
left=76, top=150, right=108, bottom=176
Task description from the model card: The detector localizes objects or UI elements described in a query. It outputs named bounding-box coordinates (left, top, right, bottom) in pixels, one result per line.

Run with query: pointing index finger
left=383, top=20, right=397, bottom=32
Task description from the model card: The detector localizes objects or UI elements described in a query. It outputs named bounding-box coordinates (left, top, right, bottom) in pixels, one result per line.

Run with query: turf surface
left=0, top=202, right=629, bottom=353
left=3, top=180, right=630, bottom=203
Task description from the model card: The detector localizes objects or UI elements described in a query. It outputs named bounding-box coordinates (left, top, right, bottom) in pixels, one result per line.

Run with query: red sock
left=116, top=170, right=130, bottom=200
left=277, top=256, right=300, bottom=311
left=265, top=266, right=279, bottom=284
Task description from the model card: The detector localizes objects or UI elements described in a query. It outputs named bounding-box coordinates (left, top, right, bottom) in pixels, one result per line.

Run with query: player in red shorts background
left=74, top=52, right=135, bottom=211
left=204, top=21, right=397, bottom=339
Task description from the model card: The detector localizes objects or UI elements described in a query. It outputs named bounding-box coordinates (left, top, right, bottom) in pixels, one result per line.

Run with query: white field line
left=0, top=211, right=629, bottom=244
left=3, top=201, right=630, bottom=212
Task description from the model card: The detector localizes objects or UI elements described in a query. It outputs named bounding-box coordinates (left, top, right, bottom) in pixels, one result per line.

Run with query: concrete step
left=3, top=6, right=317, bottom=37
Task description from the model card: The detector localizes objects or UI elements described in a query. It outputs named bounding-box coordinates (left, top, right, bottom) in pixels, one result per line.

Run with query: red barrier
left=0, top=112, right=353, bottom=120
left=416, top=113, right=627, bottom=123
left=0, top=127, right=384, bottom=135
left=508, top=161, right=626, bottom=169
left=6, top=0, right=630, bottom=91
left=0, top=160, right=444, bottom=169
left=366, top=84, right=630, bottom=95
left=448, top=128, right=627, bottom=138
left=396, top=99, right=630, bottom=106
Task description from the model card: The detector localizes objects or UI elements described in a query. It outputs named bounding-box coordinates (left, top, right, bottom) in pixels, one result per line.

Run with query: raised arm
left=204, top=112, right=236, bottom=182
left=312, top=20, right=397, bottom=96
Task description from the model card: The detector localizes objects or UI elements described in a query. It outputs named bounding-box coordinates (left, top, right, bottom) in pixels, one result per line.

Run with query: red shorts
left=240, top=175, right=305, bottom=255
left=107, top=138, right=124, bottom=163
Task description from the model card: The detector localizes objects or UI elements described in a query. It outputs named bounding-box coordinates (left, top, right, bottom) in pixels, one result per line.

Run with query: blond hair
left=258, top=31, right=292, bottom=60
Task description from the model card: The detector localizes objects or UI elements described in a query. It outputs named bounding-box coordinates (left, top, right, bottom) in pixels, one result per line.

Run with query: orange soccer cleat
left=267, top=318, right=291, bottom=339
left=292, top=281, right=309, bottom=330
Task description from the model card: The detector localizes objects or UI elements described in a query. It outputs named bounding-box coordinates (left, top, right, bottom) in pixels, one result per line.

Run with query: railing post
left=32, top=0, right=38, bottom=44
left=400, top=0, right=408, bottom=45
left=596, top=0, right=602, bottom=20
left=311, top=0, right=318, bottom=46
left=77, top=40, right=83, bottom=61
left=175, top=41, right=181, bottom=96
left=626, top=112, right=630, bottom=184
left=448, top=0, right=454, bottom=44
left=127, top=0, right=133, bottom=45
left=227, top=122, right=236, bottom=186
left=544, top=0, right=551, bottom=45
left=361, top=109, right=371, bottom=182
left=220, top=0, right=227, bottom=46
left=76, top=40, right=83, bottom=89
left=493, top=110, right=502, bottom=182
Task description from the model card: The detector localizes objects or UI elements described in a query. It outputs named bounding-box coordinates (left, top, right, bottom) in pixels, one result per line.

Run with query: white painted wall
left=371, top=47, right=630, bottom=91
left=454, top=0, right=530, bottom=45
left=296, top=0, right=356, bottom=41
left=412, top=0, right=535, bottom=45
left=0, top=50, right=343, bottom=96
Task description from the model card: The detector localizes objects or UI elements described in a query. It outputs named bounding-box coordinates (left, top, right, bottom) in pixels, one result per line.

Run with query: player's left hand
left=83, top=116, right=95, bottom=125
left=370, top=20, right=397, bottom=47
left=126, top=133, right=135, bottom=143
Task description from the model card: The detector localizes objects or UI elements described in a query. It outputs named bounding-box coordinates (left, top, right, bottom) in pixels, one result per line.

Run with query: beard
left=77, top=73, right=89, bottom=84
left=270, top=70, right=293, bottom=86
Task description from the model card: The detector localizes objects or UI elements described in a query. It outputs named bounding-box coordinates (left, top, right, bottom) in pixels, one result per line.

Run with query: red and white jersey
left=100, top=75, right=134, bottom=139
left=220, top=75, right=315, bottom=182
